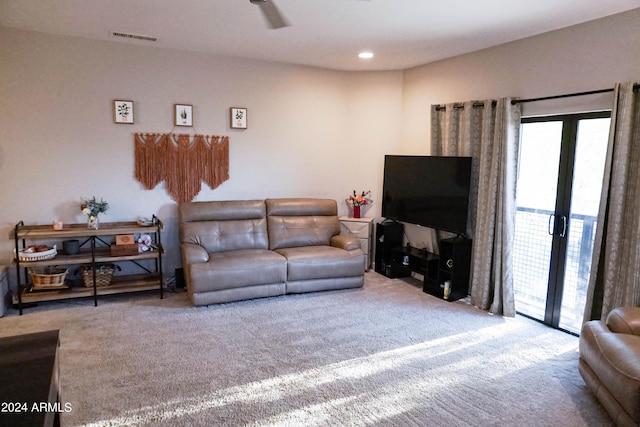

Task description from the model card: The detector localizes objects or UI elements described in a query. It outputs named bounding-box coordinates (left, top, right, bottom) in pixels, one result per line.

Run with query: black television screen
left=381, top=155, right=472, bottom=235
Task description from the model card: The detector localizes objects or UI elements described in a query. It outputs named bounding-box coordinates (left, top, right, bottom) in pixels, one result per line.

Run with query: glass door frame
left=519, top=110, right=610, bottom=331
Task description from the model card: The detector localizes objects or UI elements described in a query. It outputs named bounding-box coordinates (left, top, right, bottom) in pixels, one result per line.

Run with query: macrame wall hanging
left=134, top=133, right=229, bottom=203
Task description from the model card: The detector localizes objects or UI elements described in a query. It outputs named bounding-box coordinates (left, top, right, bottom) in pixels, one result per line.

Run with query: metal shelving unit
left=11, top=218, right=164, bottom=314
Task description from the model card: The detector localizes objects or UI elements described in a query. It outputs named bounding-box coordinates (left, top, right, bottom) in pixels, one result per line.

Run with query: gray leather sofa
left=579, top=307, right=640, bottom=426
left=179, top=198, right=365, bottom=306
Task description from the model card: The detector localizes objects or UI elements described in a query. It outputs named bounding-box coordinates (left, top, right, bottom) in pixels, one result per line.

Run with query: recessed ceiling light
left=358, top=51, right=374, bottom=59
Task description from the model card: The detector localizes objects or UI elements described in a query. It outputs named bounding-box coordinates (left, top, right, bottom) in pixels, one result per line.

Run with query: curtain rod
left=434, top=101, right=496, bottom=111
left=512, top=88, right=613, bottom=105
left=512, top=83, right=639, bottom=105
left=434, top=84, right=639, bottom=110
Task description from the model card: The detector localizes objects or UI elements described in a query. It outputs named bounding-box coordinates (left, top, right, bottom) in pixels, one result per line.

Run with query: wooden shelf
left=11, top=221, right=163, bottom=240
left=14, top=274, right=165, bottom=304
left=12, top=219, right=164, bottom=314
left=14, top=247, right=162, bottom=268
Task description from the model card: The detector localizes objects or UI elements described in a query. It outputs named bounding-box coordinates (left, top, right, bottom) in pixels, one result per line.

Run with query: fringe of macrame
left=134, top=133, right=164, bottom=190
left=133, top=133, right=230, bottom=203
left=206, top=136, right=230, bottom=190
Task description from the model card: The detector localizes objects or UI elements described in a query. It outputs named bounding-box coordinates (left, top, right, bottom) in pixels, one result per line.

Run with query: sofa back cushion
left=179, top=200, right=268, bottom=253
left=266, top=198, right=340, bottom=250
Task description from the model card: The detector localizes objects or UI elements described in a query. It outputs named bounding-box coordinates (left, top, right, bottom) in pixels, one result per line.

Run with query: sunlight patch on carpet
left=78, top=319, right=575, bottom=427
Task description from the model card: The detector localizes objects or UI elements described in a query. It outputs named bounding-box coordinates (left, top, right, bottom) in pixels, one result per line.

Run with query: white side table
left=339, top=217, right=374, bottom=271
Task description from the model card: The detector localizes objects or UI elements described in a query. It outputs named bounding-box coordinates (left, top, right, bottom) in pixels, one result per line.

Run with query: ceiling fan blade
left=252, top=0, right=290, bottom=29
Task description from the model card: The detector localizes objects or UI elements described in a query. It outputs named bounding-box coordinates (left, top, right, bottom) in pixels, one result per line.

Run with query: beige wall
left=401, top=9, right=640, bottom=154
left=0, top=27, right=403, bottom=275
left=399, top=8, right=640, bottom=246
left=1, top=8, right=638, bottom=282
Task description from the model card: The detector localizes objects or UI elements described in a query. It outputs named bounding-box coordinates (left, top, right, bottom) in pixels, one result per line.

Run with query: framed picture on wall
left=230, top=107, right=247, bottom=129
left=114, top=100, right=134, bottom=124
left=175, top=104, right=193, bottom=127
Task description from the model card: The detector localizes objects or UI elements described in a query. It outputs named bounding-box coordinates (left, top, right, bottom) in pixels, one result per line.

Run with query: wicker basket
left=18, top=246, right=57, bottom=262
left=29, top=267, right=68, bottom=289
left=81, top=263, right=117, bottom=287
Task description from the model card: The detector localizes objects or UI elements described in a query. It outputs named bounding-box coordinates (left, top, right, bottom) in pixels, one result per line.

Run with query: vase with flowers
left=81, top=196, right=109, bottom=229
left=348, top=190, right=373, bottom=218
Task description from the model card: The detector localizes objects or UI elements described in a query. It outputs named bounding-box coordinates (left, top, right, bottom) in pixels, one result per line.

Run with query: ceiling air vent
left=110, top=31, right=157, bottom=42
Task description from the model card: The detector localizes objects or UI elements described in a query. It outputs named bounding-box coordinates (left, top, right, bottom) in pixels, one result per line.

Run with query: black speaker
left=175, top=268, right=185, bottom=289
left=438, top=237, right=472, bottom=299
left=375, top=221, right=404, bottom=277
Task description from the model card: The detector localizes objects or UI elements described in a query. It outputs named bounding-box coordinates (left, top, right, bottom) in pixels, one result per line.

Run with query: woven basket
left=81, top=263, right=116, bottom=287
left=29, top=267, right=68, bottom=289
left=18, top=246, right=57, bottom=262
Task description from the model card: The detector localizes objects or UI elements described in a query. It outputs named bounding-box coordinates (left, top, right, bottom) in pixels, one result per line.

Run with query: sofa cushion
left=275, top=245, right=364, bottom=281
left=188, top=249, right=287, bottom=293
left=266, top=198, right=340, bottom=250
left=179, top=200, right=268, bottom=253
left=286, top=276, right=364, bottom=294
left=190, top=283, right=286, bottom=306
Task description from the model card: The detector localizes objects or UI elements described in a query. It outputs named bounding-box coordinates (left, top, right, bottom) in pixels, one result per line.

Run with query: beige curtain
left=583, top=82, right=640, bottom=321
left=431, top=98, right=521, bottom=316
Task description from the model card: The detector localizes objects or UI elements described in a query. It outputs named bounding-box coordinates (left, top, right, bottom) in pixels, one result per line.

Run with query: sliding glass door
left=513, top=112, right=610, bottom=334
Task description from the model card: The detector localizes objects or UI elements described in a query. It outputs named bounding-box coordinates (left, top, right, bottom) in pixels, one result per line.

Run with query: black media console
left=374, top=221, right=472, bottom=302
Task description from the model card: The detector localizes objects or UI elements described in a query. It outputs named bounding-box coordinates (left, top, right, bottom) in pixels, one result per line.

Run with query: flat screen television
left=381, top=155, right=473, bottom=235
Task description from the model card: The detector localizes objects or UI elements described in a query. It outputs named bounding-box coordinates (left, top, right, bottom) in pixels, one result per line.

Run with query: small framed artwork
left=175, top=104, right=193, bottom=127
left=230, top=107, right=248, bottom=129
left=114, top=100, right=134, bottom=124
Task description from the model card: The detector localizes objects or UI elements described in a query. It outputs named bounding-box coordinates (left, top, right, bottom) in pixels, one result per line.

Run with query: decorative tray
left=17, top=245, right=57, bottom=262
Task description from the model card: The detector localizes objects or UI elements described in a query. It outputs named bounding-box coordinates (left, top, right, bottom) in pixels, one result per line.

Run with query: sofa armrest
left=181, top=243, right=209, bottom=264
left=607, top=307, right=640, bottom=336
left=331, top=235, right=361, bottom=251
left=579, top=319, right=609, bottom=362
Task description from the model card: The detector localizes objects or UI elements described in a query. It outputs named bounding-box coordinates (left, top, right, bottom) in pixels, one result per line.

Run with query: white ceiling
left=1, top=0, right=639, bottom=71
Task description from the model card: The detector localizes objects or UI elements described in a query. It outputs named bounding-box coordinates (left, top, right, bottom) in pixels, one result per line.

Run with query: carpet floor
left=0, top=272, right=610, bottom=426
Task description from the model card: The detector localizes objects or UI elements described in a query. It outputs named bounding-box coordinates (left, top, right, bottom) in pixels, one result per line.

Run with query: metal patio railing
left=513, top=207, right=597, bottom=333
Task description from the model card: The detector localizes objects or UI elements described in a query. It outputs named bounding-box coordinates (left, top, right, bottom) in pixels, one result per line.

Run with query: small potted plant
left=347, top=190, right=373, bottom=218
left=81, top=196, right=109, bottom=229
left=235, top=109, right=244, bottom=127
left=117, top=103, right=130, bottom=121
